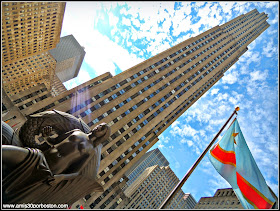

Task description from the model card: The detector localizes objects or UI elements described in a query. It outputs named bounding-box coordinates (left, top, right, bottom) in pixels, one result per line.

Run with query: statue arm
left=42, top=127, right=80, bottom=146
left=48, top=172, right=79, bottom=185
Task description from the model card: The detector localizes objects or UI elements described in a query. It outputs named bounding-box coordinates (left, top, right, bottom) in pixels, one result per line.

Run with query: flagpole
left=159, top=107, right=240, bottom=209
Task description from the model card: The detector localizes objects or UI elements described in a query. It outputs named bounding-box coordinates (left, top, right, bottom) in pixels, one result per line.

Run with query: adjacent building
left=81, top=148, right=197, bottom=209
left=194, top=188, right=243, bottom=209
left=49, top=34, right=86, bottom=83
left=124, top=148, right=169, bottom=188
left=2, top=7, right=270, bottom=209
left=194, top=187, right=278, bottom=209
left=121, top=165, right=196, bottom=209
left=2, top=51, right=57, bottom=97
left=2, top=2, right=66, bottom=98
left=2, top=2, right=66, bottom=65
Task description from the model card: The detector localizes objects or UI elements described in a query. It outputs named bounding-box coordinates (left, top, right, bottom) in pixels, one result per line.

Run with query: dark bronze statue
left=2, top=110, right=111, bottom=205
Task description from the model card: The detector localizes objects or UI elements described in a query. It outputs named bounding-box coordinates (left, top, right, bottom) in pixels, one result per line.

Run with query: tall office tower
left=124, top=148, right=169, bottom=188
left=194, top=188, right=244, bottom=209
left=120, top=165, right=196, bottom=209
left=1, top=2, right=66, bottom=103
left=2, top=8, right=269, bottom=208
left=49, top=34, right=86, bottom=83
left=1, top=2, right=66, bottom=65
left=2, top=52, right=56, bottom=97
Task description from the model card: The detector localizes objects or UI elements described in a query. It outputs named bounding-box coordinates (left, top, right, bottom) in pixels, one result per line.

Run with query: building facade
left=2, top=2, right=66, bottom=65
left=122, top=165, right=197, bottom=209
left=2, top=8, right=270, bottom=209
left=182, top=193, right=198, bottom=209
left=2, top=51, right=57, bottom=97
left=194, top=187, right=278, bottom=209
left=2, top=2, right=66, bottom=99
left=194, top=188, right=243, bottom=209
left=49, top=34, right=86, bottom=83
left=121, top=165, right=196, bottom=209
left=124, top=148, right=169, bottom=188
left=76, top=148, right=196, bottom=209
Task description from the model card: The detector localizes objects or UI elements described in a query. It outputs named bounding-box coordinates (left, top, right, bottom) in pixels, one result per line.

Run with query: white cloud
left=262, top=39, right=278, bottom=57
left=269, top=13, right=278, bottom=25
left=250, top=69, right=269, bottom=81
left=158, top=143, right=164, bottom=149
left=174, top=161, right=181, bottom=169
left=122, top=17, right=131, bottom=26
left=159, top=134, right=170, bottom=144
left=222, top=69, right=239, bottom=84
left=228, top=91, right=243, bottom=106
left=267, top=28, right=278, bottom=35
left=187, top=140, right=194, bottom=147
left=108, top=12, right=119, bottom=27
left=216, top=93, right=229, bottom=102
left=210, top=88, right=219, bottom=96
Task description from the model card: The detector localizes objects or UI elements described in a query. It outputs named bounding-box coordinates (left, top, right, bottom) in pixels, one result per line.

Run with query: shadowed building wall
left=49, top=34, right=86, bottom=83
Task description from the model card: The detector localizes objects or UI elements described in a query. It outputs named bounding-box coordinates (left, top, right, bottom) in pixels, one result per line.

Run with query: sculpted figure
left=2, top=110, right=111, bottom=205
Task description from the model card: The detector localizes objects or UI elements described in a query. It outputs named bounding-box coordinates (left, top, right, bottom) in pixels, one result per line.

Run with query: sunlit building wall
left=194, top=188, right=243, bottom=209
left=120, top=165, right=196, bottom=209
left=1, top=2, right=66, bottom=103
left=2, top=52, right=56, bottom=97
left=124, top=148, right=169, bottom=189
left=1, top=2, right=66, bottom=65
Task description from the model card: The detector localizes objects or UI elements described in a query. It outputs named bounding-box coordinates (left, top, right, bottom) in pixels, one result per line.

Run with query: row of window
left=154, top=38, right=246, bottom=135
left=222, top=9, right=257, bottom=31
left=234, top=12, right=266, bottom=40
left=129, top=167, right=177, bottom=209
left=222, top=13, right=247, bottom=30
left=92, top=22, right=254, bottom=189
left=28, top=26, right=221, bottom=118
left=85, top=31, right=235, bottom=151
left=126, top=152, right=168, bottom=187
left=199, top=200, right=240, bottom=206
left=123, top=18, right=268, bottom=210
left=29, top=75, right=111, bottom=115
left=97, top=29, right=247, bottom=184
left=89, top=178, right=124, bottom=209
left=69, top=28, right=223, bottom=120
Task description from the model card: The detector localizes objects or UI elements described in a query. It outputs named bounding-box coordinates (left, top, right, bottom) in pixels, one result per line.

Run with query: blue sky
left=61, top=2, right=279, bottom=201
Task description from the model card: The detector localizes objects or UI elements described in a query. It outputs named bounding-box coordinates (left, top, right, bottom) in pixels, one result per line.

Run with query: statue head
left=88, top=123, right=111, bottom=147
left=43, top=123, right=111, bottom=175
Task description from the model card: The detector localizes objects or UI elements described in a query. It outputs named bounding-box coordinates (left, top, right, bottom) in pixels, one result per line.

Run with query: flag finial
left=235, top=107, right=240, bottom=111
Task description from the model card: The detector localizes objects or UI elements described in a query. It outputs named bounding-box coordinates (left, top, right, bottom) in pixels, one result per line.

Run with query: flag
left=208, top=118, right=275, bottom=209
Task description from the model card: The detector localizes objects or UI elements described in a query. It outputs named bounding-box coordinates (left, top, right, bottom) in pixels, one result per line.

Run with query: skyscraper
left=2, top=51, right=56, bottom=97
left=121, top=165, right=197, bottom=209
left=124, top=148, right=169, bottom=188
left=2, top=2, right=66, bottom=65
left=2, top=8, right=269, bottom=208
left=2, top=2, right=66, bottom=98
left=49, top=34, right=86, bottom=83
